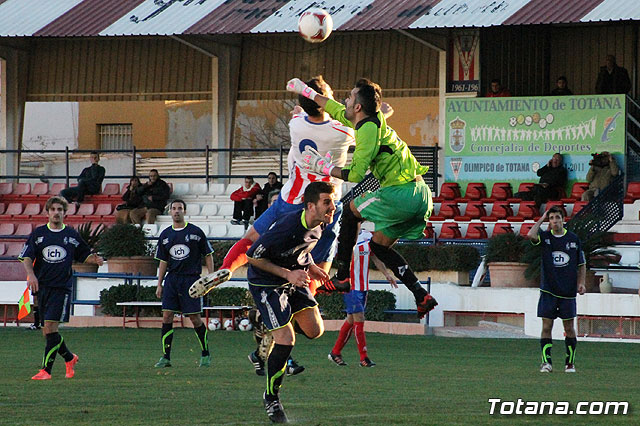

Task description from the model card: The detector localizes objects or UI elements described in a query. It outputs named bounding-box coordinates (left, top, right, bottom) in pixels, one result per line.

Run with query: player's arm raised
left=527, top=210, right=549, bottom=243
left=247, top=256, right=309, bottom=287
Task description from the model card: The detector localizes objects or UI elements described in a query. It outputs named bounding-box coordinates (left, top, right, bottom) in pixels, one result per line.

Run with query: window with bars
left=98, top=124, right=133, bottom=151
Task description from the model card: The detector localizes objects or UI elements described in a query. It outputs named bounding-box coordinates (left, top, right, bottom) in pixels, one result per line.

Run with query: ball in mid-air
left=298, top=8, right=333, bottom=43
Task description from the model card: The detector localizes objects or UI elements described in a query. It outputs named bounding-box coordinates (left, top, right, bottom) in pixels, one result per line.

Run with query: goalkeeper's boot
left=248, top=351, right=265, bottom=376
left=199, top=355, right=211, bottom=368
left=285, top=357, right=305, bottom=376
left=263, top=392, right=288, bottom=423
left=189, top=269, right=232, bottom=298
left=65, top=354, right=79, bottom=378
left=317, top=276, right=350, bottom=293
left=31, top=369, right=51, bottom=380
left=155, top=357, right=172, bottom=368
left=416, top=293, right=438, bottom=319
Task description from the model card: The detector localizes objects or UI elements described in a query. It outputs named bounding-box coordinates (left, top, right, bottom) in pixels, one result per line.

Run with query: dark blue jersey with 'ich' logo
left=19, top=224, right=91, bottom=289
left=533, top=229, right=585, bottom=298
left=155, top=223, right=213, bottom=276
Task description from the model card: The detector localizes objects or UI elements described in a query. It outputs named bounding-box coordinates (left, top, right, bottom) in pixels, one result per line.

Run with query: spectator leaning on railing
left=129, top=169, right=172, bottom=225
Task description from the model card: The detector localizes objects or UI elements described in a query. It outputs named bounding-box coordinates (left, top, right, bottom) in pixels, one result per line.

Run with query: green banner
left=444, top=95, right=625, bottom=194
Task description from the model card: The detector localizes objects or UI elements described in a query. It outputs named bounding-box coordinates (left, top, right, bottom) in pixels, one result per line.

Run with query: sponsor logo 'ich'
left=170, top=244, right=190, bottom=260
left=551, top=251, right=570, bottom=267
left=43, top=245, right=67, bottom=262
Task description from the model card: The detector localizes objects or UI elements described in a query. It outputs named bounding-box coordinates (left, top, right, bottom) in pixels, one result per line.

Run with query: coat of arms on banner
left=449, top=117, right=466, bottom=153
left=450, top=158, right=462, bottom=181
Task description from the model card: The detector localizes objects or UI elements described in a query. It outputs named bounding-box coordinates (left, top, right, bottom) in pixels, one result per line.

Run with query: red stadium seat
left=455, top=201, right=486, bottom=221
left=0, top=182, right=12, bottom=195
left=15, top=223, right=33, bottom=236
left=465, top=223, right=488, bottom=239
left=492, top=223, right=514, bottom=236
left=121, top=183, right=129, bottom=194
left=624, top=182, right=640, bottom=203
left=0, top=202, right=5, bottom=215
left=519, top=223, right=534, bottom=236
left=0, top=223, right=15, bottom=236
left=76, top=204, right=95, bottom=216
left=65, top=203, right=77, bottom=216
left=12, top=183, right=31, bottom=196
left=48, top=183, right=66, bottom=195
left=0, top=243, right=5, bottom=256
left=464, top=183, right=487, bottom=200
left=486, top=182, right=513, bottom=201
left=430, top=201, right=460, bottom=221
left=5, top=203, right=23, bottom=216
left=562, top=182, right=589, bottom=202
left=31, top=182, right=49, bottom=196
left=423, top=223, right=435, bottom=239
left=481, top=201, right=513, bottom=221
left=507, top=201, right=539, bottom=222
left=102, top=183, right=120, bottom=196
left=14, top=203, right=41, bottom=220
left=509, top=182, right=536, bottom=202
left=86, top=204, right=114, bottom=222
left=433, top=182, right=461, bottom=202
left=5, top=242, right=24, bottom=257
left=569, top=201, right=589, bottom=218
left=439, top=222, right=462, bottom=239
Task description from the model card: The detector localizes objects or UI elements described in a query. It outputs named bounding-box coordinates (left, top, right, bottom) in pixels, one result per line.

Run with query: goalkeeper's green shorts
left=353, top=180, right=432, bottom=240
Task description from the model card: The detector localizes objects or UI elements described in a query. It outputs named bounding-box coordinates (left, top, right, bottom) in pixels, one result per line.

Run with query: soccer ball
left=208, top=318, right=221, bottom=331
left=298, top=8, right=333, bottom=43
left=238, top=318, right=253, bottom=331
left=223, top=319, right=235, bottom=331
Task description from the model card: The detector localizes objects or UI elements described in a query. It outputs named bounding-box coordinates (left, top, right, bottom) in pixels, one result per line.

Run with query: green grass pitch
left=0, top=328, right=637, bottom=425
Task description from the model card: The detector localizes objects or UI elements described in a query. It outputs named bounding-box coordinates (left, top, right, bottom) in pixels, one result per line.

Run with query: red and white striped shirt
left=280, top=113, right=354, bottom=205
left=350, top=230, right=373, bottom=292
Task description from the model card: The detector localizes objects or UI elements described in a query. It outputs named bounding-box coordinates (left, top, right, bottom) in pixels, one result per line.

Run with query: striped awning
left=0, top=0, right=638, bottom=38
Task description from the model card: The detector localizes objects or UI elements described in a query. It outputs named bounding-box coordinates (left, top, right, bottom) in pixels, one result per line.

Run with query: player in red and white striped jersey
left=329, top=229, right=397, bottom=367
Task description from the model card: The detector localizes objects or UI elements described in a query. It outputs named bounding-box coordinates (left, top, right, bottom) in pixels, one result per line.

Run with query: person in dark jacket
left=254, top=172, right=283, bottom=219
left=60, top=151, right=105, bottom=204
left=130, top=169, right=172, bottom=225
left=115, top=176, right=144, bottom=224
left=595, top=55, right=631, bottom=94
left=550, top=76, right=573, bottom=96
left=514, top=153, right=567, bottom=207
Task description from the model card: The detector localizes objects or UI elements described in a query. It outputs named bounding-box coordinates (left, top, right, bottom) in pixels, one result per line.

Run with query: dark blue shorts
left=537, top=291, right=576, bottom=320
left=253, top=196, right=342, bottom=263
left=38, top=286, right=72, bottom=325
left=249, top=283, right=317, bottom=331
left=343, top=290, right=367, bottom=314
left=162, top=274, right=203, bottom=315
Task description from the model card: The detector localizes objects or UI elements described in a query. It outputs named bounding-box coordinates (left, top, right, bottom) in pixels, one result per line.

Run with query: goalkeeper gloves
left=287, top=78, right=319, bottom=100
left=301, top=147, right=335, bottom=176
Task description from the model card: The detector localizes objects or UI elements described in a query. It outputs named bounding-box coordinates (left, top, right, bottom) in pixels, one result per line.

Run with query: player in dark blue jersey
left=246, top=181, right=334, bottom=423
left=20, top=196, right=104, bottom=380
left=154, top=199, right=214, bottom=368
left=527, top=206, right=586, bottom=373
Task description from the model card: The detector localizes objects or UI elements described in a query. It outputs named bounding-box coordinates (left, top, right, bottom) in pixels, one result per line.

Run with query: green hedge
left=99, top=283, right=160, bottom=316
left=315, top=290, right=396, bottom=321
left=205, top=287, right=253, bottom=306
left=211, top=240, right=236, bottom=268
left=390, top=244, right=480, bottom=271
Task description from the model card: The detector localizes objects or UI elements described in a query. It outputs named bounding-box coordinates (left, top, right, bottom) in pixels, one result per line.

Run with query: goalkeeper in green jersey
left=287, top=77, right=437, bottom=318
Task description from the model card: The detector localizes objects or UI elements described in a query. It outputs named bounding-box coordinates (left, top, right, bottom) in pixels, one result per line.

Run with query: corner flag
left=17, top=287, right=31, bottom=320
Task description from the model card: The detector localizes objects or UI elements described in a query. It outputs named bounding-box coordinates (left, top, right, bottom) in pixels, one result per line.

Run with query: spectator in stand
left=595, top=55, right=631, bottom=94
left=115, top=176, right=144, bottom=224
left=550, top=76, right=573, bottom=96
left=230, top=176, right=261, bottom=226
left=485, top=79, right=512, bottom=97
left=129, top=169, right=172, bottom=225
left=514, top=153, right=567, bottom=207
left=254, top=172, right=283, bottom=219
left=60, top=151, right=105, bottom=205
left=582, top=152, right=619, bottom=201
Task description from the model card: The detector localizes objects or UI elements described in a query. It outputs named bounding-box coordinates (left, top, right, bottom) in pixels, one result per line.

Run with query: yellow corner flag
left=17, top=287, right=31, bottom=320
